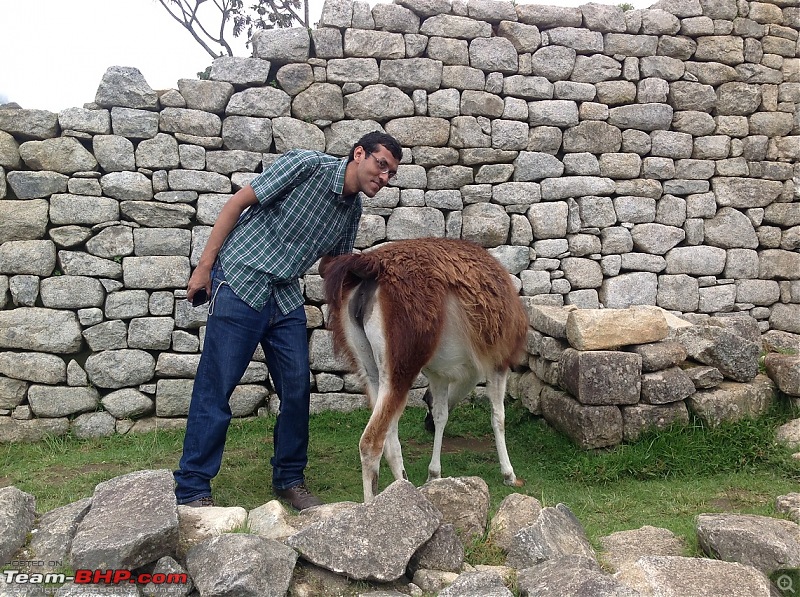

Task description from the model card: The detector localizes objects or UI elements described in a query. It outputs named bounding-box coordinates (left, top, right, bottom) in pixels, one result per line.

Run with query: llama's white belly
left=423, top=298, right=483, bottom=404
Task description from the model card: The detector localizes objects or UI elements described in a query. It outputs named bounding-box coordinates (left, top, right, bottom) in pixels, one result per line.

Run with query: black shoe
left=274, top=483, right=323, bottom=510
left=181, top=496, right=215, bottom=507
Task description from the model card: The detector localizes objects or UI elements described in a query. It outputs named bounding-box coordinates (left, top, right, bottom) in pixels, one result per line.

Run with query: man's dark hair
left=348, top=132, right=403, bottom=162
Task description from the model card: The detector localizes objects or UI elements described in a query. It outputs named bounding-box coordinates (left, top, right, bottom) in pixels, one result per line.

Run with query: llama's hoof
left=505, top=476, right=525, bottom=487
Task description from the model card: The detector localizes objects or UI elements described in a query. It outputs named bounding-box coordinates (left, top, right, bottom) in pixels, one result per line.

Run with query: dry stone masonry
left=2, top=472, right=800, bottom=596
left=520, top=303, right=791, bottom=448
left=0, top=0, right=798, bottom=442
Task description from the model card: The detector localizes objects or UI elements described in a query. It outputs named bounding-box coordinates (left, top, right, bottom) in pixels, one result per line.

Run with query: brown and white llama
left=321, top=237, right=529, bottom=502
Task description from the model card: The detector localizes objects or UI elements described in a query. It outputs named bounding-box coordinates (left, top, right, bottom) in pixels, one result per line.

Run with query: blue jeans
left=174, top=267, right=311, bottom=504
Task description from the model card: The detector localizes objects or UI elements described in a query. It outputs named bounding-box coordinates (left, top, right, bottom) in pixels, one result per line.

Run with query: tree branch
left=156, top=0, right=223, bottom=58
left=154, top=0, right=308, bottom=60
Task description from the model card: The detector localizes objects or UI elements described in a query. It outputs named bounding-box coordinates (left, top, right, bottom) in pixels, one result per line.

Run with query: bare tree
left=156, top=0, right=309, bottom=59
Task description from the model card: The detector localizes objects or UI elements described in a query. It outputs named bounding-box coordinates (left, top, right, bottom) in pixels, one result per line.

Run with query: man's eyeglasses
left=366, top=152, right=397, bottom=179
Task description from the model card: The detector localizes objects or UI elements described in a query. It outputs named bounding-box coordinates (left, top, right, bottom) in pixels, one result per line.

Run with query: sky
left=1, top=0, right=655, bottom=113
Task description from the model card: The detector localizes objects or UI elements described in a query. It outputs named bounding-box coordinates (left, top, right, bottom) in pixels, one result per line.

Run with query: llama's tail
left=321, top=252, right=381, bottom=314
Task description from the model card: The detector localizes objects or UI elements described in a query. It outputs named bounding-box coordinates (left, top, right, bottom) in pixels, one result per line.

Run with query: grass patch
left=2, top=397, right=798, bottom=559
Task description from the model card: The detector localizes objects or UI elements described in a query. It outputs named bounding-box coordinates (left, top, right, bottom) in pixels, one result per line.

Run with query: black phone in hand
left=191, top=289, right=209, bottom=307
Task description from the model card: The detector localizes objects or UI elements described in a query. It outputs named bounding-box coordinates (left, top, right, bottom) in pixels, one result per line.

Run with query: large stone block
left=615, top=555, right=773, bottom=596
left=28, top=385, right=99, bottom=418
left=607, top=103, right=674, bottom=131
left=85, top=349, right=156, bottom=389
left=540, top=386, right=623, bottom=449
left=385, top=116, right=450, bottom=146
left=626, top=340, right=687, bottom=372
left=252, top=27, right=310, bottom=62
left=0, top=239, right=56, bottom=276
left=759, top=250, right=800, bottom=281
left=506, top=503, right=595, bottom=570
left=665, top=246, right=726, bottom=275
left=674, top=317, right=761, bottom=382
left=95, top=66, right=158, bottom=109
left=0, top=199, right=49, bottom=243
left=559, top=348, right=642, bottom=405
left=50, top=194, right=120, bottom=226
left=566, top=307, right=669, bottom=351
left=687, top=375, right=775, bottom=427
left=287, top=480, right=440, bottom=582
left=19, top=137, right=97, bottom=174
left=6, top=171, right=68, bottom=200
left=0, top=308, right=82, bottom=354
left=712, top=177, right=783, bottom=208
left=697, top=513, right=800, bottom=576
left=599, top=272, right=658, bottom=308
left=621, top=402, right=690, bottom=442
left=770, top=304, right=800, bottom=335
left=309, top=329, right=352, bottom=372
left=70, top=470, right=178, bottom=570
left=209, top=56, right=270, bottom=86
left=527, top=304, right=572, bottom=338
left=765, top=353, right=800, bottom=397
left=0, top=487, right=36, bottom=565
left=122, top=256, right=191, bottom=290
left=0, top=417, right=69, bottom=443
left=640, top=366, right=697, bottom=404
left=0, top=109, right=59, bottom=140
left=343, top=28, right=405, bottom=59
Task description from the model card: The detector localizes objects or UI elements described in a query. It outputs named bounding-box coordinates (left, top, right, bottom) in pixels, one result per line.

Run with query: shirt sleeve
left=249, top=150, right=319, bottom=207
left=327, top=199, right=362, bottom=256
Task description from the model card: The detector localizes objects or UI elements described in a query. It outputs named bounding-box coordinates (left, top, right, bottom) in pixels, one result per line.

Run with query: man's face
left=354, top=144, right=399, bottom=197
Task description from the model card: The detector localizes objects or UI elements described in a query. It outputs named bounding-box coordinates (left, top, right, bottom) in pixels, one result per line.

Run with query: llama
left=322, top=238, right=529, bottom=502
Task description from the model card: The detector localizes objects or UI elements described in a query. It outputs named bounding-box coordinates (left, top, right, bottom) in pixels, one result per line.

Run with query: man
left=174, top=132, right=403, bottom=510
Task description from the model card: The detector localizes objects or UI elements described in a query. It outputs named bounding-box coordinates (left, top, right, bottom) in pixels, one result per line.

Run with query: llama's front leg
left=427, top=372, right=483, bottom=482
left=426, top=377, right=450, bottom=482
left=488, top=370, right=524, bottom=487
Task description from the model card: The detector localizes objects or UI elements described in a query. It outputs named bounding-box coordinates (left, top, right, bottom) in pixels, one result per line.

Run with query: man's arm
left=187, top=185, right=258, bottom=302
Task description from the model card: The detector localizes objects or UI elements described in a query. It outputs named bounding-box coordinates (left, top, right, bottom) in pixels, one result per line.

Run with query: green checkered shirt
left=218, top=149, right=361, bottom=314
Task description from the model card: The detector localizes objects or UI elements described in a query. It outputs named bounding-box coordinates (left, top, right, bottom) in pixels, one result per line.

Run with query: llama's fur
left=322, top=238, right=528, bottom=501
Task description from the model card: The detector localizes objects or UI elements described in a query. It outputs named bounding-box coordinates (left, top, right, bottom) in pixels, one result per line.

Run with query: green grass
left=2, top=397, right=799, bottom=562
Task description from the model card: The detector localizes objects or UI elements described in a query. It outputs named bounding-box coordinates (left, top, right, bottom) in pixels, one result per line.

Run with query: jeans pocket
left=208, top=264, right=229, bottom=316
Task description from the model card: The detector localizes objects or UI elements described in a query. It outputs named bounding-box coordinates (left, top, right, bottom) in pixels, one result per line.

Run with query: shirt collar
left=333, top=157, right=357, bottom=204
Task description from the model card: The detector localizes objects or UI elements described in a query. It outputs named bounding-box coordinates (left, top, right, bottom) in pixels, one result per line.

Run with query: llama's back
left=369, top=238, right=528, bottom=370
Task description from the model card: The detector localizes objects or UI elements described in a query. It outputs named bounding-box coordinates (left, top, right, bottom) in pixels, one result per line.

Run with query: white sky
left=1, top=0, right=654, bottom=113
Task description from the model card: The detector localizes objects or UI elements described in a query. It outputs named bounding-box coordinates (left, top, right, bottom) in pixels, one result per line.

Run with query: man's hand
left=187, top=265, right=211, bottom=304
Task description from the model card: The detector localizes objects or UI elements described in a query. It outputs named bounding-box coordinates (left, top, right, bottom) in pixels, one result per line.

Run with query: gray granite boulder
left=287, top=480, right=440, bottom=582
left=70, top=470, right=178, bottom=570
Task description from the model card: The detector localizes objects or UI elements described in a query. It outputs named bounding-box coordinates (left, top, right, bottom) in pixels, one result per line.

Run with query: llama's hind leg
left=422, top=389, right=435, bottom=434
left=359, top=401, right=387, bottom=502
left=382, top=406, right=409, bottom=483
left=360, top=387, right=409, bottom=502
left=487, top=369, right=524, bottom=487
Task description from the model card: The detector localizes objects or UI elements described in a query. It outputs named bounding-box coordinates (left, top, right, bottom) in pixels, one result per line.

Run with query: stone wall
left=522, top=304, right=788, bottom=448
left=0, top=0, right=798, bottom=441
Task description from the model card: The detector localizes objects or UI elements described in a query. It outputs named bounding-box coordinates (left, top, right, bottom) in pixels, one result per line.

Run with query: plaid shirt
left=218, top=149, right=361, bottom=314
